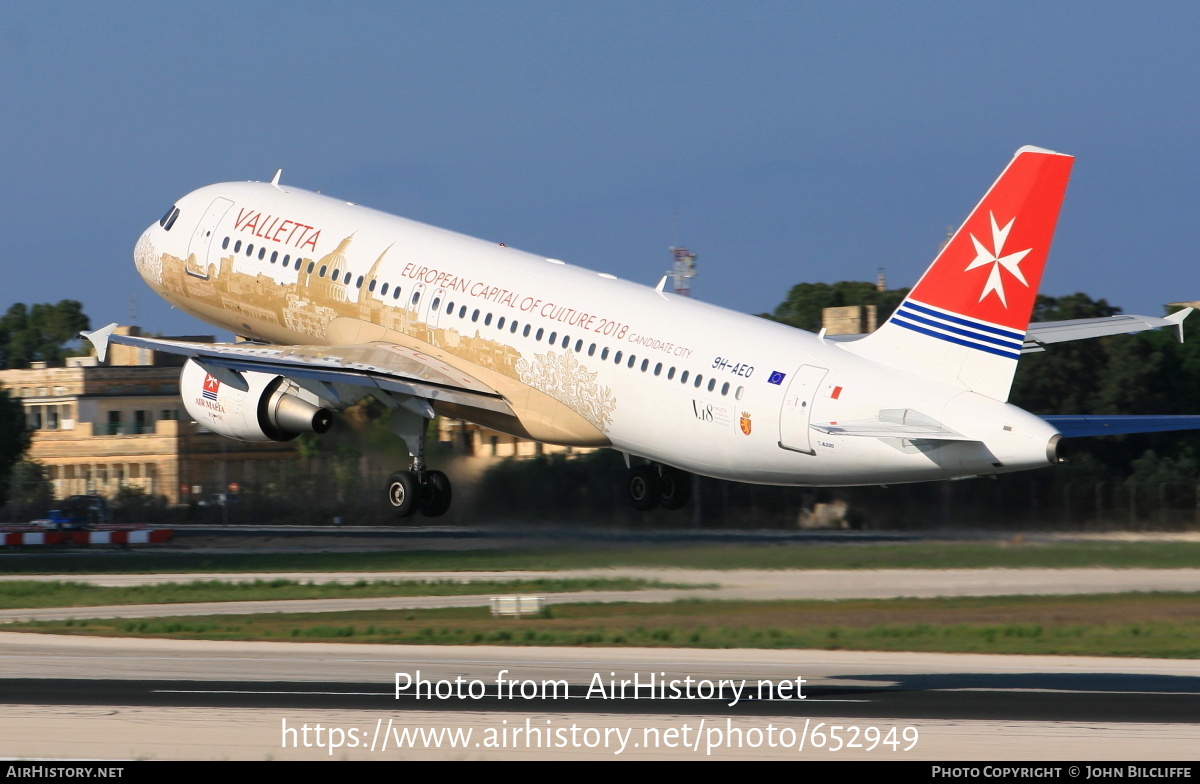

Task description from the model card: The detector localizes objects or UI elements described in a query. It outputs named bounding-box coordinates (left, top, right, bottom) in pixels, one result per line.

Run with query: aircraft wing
left=811, top=408, right=977, bottom=441
left=1020, top=308, right=1190, bottom=353
left=826, top=309, right=1190, bottom=353
left=1043, top=415, right=1200, bottom=437
left=80, top=323, right=513, bottom=415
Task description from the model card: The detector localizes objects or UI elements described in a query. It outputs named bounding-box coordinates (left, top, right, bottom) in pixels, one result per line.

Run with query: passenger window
left=735, top=386, right=745, bottom=400
left=222, top=237, right=230, bottom=250
left=393, top=287, right=402, bottom=300
left=587, top=343, right=595, bottom=356
left=258, top=247, right=266, bottom=260
left=356, top=276, right=364, bottom=288
left=654, top=362, right=662, bottom=376
left=641, top=359, right=649, bottom=372
left=681, top=370, right=689, bottom=384
left=627, top=355, right=636, bottom=369
left=412, top=291, right=420, bottom=305
left=496, top=316, right=505, bottom=329
left=601, top=347, right=610, bottom=360
left=271, top=251, right=278, bottom=263
left=307, top=261, right=315, bottom=273
left=523, top=324, right=531, bottom=337
left=431, top=296, right=440, bottom=310
left=613, top=350, right=622, bottom=363
left=721, top=382, right=730, bottom=396
left=548, top=332, right=557, bottom=344
left=472, top=310, right=480, bottom=322
left=246, top=243, right=254, bottom=256
left=561, top=335, right=570, bottom=349
left=459, top=306, right=467, bottom=318
left=510, top=321, right=518, bottom=334
left=234, top=240, right=242, bottom=252
left=667, top=367, right=675, bottom=380
left=708, top=378, right=716, bottom=392
left=320, top=265, right=327, bottom=277
left=368, top=279, right=377, bottom=292
left=484, top=313, right=493, bottom=326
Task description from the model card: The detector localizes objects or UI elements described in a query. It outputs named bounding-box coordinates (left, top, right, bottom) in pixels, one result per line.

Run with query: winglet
left=1166, top=307, right=1192, bottom=343
left=270, top=169, right=283, bottom=189
left=79, top=322, right=119, bottom=363
left=655, top=275, right=668, bottom=293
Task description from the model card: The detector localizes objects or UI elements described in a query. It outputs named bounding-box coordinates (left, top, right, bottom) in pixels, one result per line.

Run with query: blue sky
left=3, top=2, right=1198, bottom=337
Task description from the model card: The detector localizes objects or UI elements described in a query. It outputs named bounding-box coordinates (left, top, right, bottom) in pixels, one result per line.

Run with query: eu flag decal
left=768, top=371, right=786, bottom=385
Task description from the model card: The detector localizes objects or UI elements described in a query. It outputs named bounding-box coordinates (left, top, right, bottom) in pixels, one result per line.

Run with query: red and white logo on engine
left=202, top=373, right=221, bottom=401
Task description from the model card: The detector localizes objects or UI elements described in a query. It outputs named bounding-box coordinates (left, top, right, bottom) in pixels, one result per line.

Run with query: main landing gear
left=385, top=400, right=451, bottom=519
left=627, top=463, right=692, bottom=511
left=386, top=468, right=451, bottom=518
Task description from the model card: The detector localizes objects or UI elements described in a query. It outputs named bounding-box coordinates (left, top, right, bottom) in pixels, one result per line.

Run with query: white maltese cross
left=964, top=212, right=1032, bottom=307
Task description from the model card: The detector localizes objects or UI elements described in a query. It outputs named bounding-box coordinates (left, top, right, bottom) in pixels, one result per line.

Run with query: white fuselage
left=134, top=180, right=1060, bottom=486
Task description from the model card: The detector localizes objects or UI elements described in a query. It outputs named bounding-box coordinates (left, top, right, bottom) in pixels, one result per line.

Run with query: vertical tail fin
left=845, top=145, right=1074, bottom=401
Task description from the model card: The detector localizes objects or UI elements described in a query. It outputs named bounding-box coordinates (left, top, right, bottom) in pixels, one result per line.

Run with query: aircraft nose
left=133, top=223, right=161, bottom=286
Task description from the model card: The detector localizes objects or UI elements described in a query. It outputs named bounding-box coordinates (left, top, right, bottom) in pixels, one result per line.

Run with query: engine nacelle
left=180, top=359, right=333, bottom=442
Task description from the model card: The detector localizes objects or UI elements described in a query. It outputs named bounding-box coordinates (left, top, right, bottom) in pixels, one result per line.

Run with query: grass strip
left=10, top=591, right=1200, bottom=658
left=0, top=577, right=692, bottom=610
left=4, top=541, right=1200, bottom=574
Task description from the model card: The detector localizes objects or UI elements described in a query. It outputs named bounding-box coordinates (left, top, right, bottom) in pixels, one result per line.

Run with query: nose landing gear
left=626, top=462, right=692, bottom=511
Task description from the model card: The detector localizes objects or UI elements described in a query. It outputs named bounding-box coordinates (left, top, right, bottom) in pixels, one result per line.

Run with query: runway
left=2, top=566, right=1199, bottom=759
left=1, top=633, right=1198, bottom=760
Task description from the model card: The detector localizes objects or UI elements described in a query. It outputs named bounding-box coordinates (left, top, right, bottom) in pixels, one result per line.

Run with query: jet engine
left=180, top=358, right=333, bottom=442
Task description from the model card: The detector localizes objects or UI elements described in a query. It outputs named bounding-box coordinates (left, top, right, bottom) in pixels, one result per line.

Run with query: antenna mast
left=669, top=246, right=697, bottom=296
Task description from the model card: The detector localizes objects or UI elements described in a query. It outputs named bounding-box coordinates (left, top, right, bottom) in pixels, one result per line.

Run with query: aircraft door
left=409, top=283, right=427, bottom=321
left=186, top=197, right=234, bottom=279
left=778, top=364, right=828, bottom=455
left=427, top=287, right=447, bottom=327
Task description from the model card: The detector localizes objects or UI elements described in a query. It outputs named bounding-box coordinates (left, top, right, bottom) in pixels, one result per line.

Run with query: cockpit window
left=159, top=205, right=180, bottom=232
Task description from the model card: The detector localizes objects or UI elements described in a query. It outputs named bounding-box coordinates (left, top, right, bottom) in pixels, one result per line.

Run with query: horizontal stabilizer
left=1044, top=415, right=1200, bottom=437
left=812, top=408, right=977, bottom=442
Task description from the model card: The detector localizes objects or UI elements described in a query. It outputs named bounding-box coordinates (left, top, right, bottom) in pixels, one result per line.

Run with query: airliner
left=84, top=146, right=1200, bottom=516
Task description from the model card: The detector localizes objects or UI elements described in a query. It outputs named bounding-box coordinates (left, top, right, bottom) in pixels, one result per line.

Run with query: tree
left=760, top=281, right=909, bottom=332
left=0, top=390, right=30, bottom=508
left=0, top=300, right=90, bottom=369
left=6, top=459, right=52, bottom=519
left=1009, top=294, right=1123, bottom=416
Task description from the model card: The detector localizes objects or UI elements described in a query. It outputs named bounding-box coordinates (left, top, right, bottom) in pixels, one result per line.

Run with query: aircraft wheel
left=419, top=470, right=452, bottom=517
left=627, top=465, right=661, bottom=511
left=386, top=471, right=418, bottom=518
left=659, top=466, right=692, bottom=510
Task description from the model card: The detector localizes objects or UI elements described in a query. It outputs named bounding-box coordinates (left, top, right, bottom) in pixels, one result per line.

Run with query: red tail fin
left=846, top=147, right=1074, bottom=401
left=907, top=145, right=1074, bottom=330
